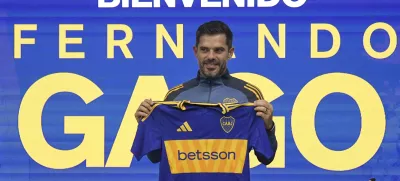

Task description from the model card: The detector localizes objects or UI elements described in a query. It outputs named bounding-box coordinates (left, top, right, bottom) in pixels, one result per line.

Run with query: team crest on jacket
left=220, top=116, right=235, bottom=133
left=223, top=98, right=238, bottom=103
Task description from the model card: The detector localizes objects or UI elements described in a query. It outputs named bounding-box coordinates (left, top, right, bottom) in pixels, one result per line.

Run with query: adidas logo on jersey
left=177, top=121, right=192, bottom=132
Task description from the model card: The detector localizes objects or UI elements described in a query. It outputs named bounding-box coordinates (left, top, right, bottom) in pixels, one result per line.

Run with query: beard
left=200, top=59, right=226, bottom=79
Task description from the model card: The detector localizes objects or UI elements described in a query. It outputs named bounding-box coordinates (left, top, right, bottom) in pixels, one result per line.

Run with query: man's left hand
left=254, top=100, right=274, bottom=130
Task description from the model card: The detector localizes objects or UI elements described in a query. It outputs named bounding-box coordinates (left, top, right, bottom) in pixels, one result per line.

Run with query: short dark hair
left=195, top=20, right=233, bottom=49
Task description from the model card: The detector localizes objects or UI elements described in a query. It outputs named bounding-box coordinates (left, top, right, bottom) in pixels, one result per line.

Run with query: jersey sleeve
left=249, top=114, right=274, bottom=160
left=131, top=107, right=163, bottom=161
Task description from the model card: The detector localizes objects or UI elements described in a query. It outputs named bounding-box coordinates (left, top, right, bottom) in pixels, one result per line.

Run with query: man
left=135, top=20, right=277, bottom=165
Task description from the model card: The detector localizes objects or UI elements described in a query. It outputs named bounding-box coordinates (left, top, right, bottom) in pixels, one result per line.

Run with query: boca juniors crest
left=223, top=98, right=238, bottom=104
left=220, top=116, right=235, bottom=133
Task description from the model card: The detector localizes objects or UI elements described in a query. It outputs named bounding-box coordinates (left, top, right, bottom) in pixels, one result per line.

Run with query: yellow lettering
left=258, top=24, right=286, bottom=58
left=18, top=73, right=104, bottom=169
left=363, top=22, right=397, bottom=59
left=107, top=24, right=133, bottom=59
left=14, top=24, right=37, bottom=59
left=106, top=76, right=169, bottom=167
left=59, top=24, right=85, bottom=59
left=311, top=24, right=341, bottom=58
left=231, top=73, right=285, bottom=168
left=291, top=73, right=385, bottom=171
left=156, top=24, right=183, bottom=59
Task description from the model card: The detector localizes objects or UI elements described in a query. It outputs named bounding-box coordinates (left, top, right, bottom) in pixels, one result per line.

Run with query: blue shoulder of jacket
left=164, top=78, right=199, bottom=101
left=221, top=76, right=265, bottom=101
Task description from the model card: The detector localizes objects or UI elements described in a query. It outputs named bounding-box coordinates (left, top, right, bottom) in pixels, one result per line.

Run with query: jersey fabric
left=131, top=101, right=274, bottom=181
left=148, top=69, right=277, bottom=165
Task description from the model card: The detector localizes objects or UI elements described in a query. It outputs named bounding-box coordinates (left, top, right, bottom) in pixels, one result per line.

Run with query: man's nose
left=206, top=50, right=216, bottom=59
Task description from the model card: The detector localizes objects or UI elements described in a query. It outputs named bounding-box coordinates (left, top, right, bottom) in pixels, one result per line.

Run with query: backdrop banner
left=1, top=0, right=399, bottom=180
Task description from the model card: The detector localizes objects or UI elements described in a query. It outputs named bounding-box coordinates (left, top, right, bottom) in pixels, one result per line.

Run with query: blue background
left=1, top=0, right=400, bottom=180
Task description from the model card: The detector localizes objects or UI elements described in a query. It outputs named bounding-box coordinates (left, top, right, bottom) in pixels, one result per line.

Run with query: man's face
left=193, top=34, right=234, bottom=78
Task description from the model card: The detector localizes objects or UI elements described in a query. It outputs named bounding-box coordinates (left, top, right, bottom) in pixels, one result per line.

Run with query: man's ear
left=229, top=47, right=235, bottom=58
left=193, top=46, right=198, bottom=55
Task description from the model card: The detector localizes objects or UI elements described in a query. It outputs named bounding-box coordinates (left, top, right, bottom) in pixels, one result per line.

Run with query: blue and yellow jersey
left=131, top=100, right=274, bottom=181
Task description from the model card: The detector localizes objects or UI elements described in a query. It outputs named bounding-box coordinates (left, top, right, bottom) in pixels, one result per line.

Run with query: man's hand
left=135, top=99, right=154, bottom=123
left=254, top=100, right=274, bottom=130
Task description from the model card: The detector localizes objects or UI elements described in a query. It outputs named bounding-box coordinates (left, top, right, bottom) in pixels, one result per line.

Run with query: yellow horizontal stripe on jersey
left=164, top=139, right=248, bottom=174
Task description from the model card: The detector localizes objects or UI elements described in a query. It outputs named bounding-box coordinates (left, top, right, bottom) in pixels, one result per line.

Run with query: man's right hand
left=135, top=99, right=154, bottom=122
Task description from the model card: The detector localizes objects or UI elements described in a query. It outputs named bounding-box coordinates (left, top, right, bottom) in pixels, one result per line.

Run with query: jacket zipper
left=207, top=80, right=212, bottom=103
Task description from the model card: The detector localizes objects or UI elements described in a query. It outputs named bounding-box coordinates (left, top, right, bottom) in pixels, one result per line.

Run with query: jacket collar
left=196, top=69, right=230, bottom=85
